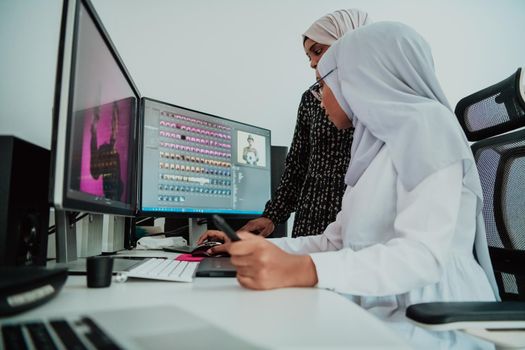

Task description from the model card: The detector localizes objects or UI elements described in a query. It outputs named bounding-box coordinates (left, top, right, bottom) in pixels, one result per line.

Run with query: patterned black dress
left=263, top=90, right=353, bottom=237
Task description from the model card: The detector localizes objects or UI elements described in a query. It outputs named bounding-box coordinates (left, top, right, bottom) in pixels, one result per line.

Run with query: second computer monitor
left=51, top=0, right=139, bottom=216
left=140, top=98, right=271, bottom=216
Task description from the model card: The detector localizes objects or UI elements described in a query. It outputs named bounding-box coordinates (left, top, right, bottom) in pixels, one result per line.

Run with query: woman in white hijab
left=211, top=21, right=499, bottom=348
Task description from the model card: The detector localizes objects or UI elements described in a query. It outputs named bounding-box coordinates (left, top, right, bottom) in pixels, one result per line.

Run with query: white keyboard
left=125, top=258, right=198, bottom=282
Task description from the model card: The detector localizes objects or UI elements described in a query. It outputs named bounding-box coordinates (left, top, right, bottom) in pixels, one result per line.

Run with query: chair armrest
left=406, top=302, right=525, bottom=331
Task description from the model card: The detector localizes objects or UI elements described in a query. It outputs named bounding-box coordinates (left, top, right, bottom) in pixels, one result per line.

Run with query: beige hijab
left=303, top=9, right=372, bottom=45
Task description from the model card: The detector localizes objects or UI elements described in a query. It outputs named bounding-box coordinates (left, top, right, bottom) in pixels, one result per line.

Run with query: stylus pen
left=212, top=215, right=240, bottom=242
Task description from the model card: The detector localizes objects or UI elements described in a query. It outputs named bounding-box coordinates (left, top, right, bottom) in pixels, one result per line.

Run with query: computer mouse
left=191, top=241, right=223, bottom=257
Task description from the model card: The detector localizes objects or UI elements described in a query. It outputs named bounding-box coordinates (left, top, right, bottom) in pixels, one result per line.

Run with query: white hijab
left=303, top=9, right=372, bottom=46
left=318, top=21, right=499, bottom=298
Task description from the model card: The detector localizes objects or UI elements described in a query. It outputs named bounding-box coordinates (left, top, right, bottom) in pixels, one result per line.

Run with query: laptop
left=1, top=305, right=262, bottom=349
left=196, top=257, right=236, bottom=277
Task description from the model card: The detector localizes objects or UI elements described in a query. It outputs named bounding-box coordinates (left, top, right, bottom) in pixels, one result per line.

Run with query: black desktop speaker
left=0, top=136, right=51, bottom=267
left=0, top=266, right=68, bottom=316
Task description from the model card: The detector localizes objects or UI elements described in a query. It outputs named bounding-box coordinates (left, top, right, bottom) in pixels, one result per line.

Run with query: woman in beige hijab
left=199, top=9, right=371, bottom=242
left=302, top=9, right=371, bottom=69
left=235, top=9, right=371, bottom=239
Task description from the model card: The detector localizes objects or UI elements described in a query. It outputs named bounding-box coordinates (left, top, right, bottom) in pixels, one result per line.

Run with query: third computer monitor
left=140, top=98, right=271, bottom=217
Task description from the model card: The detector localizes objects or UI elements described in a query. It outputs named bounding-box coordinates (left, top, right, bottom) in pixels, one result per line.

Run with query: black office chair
left=406, top=67, right=525, bottom=349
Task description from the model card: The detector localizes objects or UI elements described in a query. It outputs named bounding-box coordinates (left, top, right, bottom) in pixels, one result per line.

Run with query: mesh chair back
left=455, top=67, right=525, bottom=301
left=472, top=131, right=525, bottom=300
left=455, top=68, right=525, bottom=141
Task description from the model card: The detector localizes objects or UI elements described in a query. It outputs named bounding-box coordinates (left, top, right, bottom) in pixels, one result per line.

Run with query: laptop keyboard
left=2, top=317, right=121, bottom=350
left=126, top=258, right=198, bottom=282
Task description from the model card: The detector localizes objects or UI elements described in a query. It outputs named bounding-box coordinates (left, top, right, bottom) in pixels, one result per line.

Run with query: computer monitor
left=139, top=98, right=272, bottom=230
left=50, top=0, right=140, bottom=264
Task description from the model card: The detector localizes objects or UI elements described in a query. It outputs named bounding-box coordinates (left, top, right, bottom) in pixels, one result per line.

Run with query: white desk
left=4, top=253, right=411, bottom=349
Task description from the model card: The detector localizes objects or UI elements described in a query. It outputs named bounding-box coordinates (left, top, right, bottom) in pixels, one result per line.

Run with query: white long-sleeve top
left=271, top=146, right=495, bottom=315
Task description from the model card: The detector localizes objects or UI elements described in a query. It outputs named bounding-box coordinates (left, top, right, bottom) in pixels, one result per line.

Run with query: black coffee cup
left=86, top=256, right=114, bottom=288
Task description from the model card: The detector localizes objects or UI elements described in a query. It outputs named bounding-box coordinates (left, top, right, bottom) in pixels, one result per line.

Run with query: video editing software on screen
left=141, top=99, right=271, bottom=215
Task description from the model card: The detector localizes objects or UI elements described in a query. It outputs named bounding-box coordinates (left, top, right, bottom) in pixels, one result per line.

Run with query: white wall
left=1, top=0, right=524, bottom=151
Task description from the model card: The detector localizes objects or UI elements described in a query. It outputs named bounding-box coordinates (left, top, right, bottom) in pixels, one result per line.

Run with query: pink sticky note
left=176, top=254, right=204, bottom=262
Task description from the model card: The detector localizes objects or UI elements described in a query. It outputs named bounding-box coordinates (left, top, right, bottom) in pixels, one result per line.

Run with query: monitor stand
left=188, top=218, right=207, bottom=246
left=52, top=210, right=141, bottom=274
left=102, top=215, right=125, bottom=254
left=80, top=214, right=103, bottom=258
left=163, top=217, right=209, bottom=246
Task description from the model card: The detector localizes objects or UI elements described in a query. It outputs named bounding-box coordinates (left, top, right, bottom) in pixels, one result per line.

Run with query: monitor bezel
left=50, top=0, right=141, bottom=216
left=137, top=97, right=272, bottom=219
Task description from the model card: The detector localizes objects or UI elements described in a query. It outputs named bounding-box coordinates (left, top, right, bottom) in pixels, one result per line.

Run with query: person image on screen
left=242, top=134, right=259, bottom=165
left=202, top=22, right=500, bottom=349
left=90, top=100, right=123, bottom=201
left=239, top=9, right=372, bottom=238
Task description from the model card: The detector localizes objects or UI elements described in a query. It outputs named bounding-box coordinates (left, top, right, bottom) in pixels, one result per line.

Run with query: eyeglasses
left=309, top=68, right=336, bottom=102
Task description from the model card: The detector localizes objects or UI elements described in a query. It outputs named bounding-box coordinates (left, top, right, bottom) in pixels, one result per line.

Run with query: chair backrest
left=455, top=67, right=525, bottom=301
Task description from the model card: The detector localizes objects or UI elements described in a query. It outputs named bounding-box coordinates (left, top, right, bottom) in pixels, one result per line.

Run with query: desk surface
left=4, top=251, right=411, bottom=349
